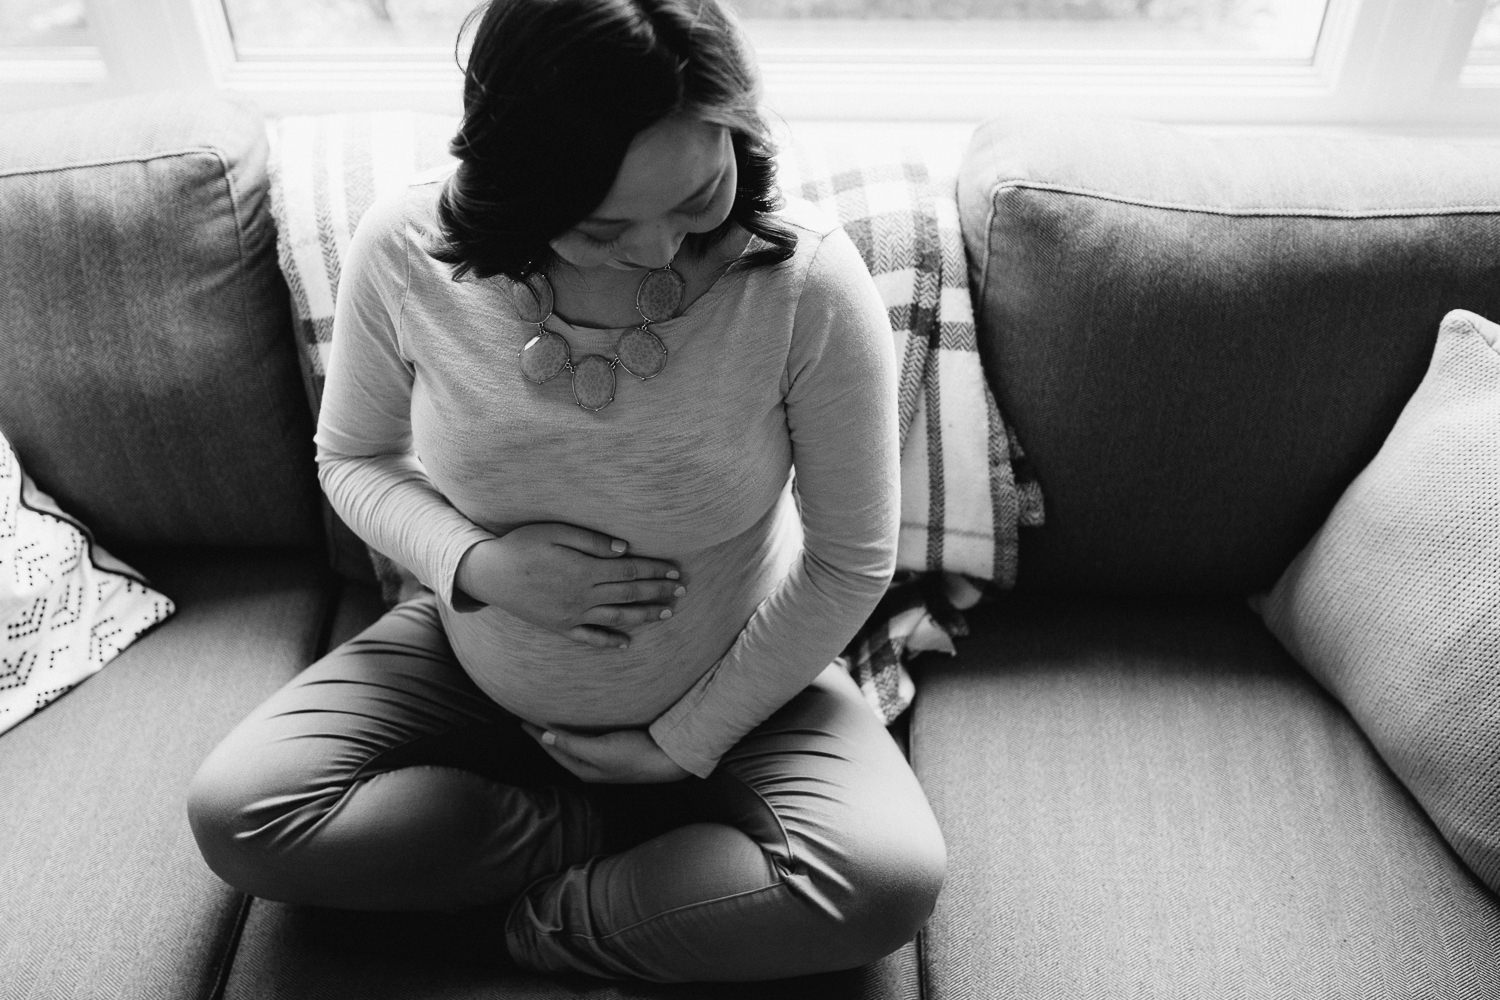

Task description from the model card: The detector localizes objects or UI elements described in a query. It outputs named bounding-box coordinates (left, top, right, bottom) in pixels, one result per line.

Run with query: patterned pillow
left=1254, top=309, right=1500, bottom=893
left=265, top=112, right=1041, bottom=598
left=0, top=432, right=175, bottom=737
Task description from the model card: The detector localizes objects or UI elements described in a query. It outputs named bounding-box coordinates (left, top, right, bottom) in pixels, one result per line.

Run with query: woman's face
left=550, top=114, right=738, bottom=273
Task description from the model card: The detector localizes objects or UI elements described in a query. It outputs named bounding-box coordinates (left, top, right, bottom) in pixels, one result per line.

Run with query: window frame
left=2, top=0, right=1496, bottom=130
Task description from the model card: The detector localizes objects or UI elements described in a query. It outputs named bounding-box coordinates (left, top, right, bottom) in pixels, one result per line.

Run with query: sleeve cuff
left=648, top=713, right=721, bottom=779
left=439, top=531, right=497, bottom=613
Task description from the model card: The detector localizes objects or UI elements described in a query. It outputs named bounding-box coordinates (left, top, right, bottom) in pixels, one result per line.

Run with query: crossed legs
left=188, top=592, right=945, bottom=982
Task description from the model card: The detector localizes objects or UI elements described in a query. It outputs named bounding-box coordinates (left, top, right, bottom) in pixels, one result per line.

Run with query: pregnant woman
left=187, top=0, right=945, bottom=982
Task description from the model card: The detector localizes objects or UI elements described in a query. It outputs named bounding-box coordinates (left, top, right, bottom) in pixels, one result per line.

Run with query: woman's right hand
left=454, top=523, right=684, bottom=649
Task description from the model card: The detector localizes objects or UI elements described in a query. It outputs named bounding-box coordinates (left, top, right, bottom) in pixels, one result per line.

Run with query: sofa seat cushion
left=0, top=549, right=331, bottom=1000
left=912, top=597, right=1500, bottom=999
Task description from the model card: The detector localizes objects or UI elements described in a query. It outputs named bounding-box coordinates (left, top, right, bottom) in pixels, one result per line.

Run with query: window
left=1, top=0, right=1496, bottom=128
left=0, top=0, right=92, bottom=49
left=1469, top=0, right=1500, bottom=63
left=0, top=0, right=103, bottom=106
left=221, top=0, right=469, bottom=52
left=740, top=0, right=1326, bottom=61
left=219, top=0, right=1327, bottom=59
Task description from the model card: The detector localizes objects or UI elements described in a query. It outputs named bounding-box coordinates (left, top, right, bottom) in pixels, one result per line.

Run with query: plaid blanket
left=266, top=112, right=1044, bottom=723
left=779, top=150, right=1043, bottom=585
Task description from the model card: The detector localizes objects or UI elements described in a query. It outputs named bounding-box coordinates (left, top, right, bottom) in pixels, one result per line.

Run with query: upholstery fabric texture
left=0, top=93, right=322, bottom=551
left=264, top=112, right=1040, bottom=588
left=0, top=431, right=175, bottom=736
left=912, top=596, right=1500, bottom=1000
left=958, top=115, right=1500, bottom=596
left=0, top=549, right=330, bottom=1000
left=1255, top=309, right=1500, bottom=893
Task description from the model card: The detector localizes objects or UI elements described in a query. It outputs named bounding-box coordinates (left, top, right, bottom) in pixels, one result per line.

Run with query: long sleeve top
left=314, top=176, right=899, bottom=778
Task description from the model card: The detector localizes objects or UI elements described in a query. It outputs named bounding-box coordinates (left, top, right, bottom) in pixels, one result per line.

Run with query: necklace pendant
left=636, top=266, right=685, bottom=324
left=570, top=354, right=617, bottom=411
left=511, top=266, right=681, bottom=412
left=507, top=272, right=555, bottom=324
left=615, top=325, right=669, bottom=379
left=518, top=329, right=571, bottom=383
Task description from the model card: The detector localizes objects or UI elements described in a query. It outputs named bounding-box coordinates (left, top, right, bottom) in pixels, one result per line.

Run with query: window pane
left=739, top=0, right=1328, bottom=59
left=0, top=0, right=92, bottom=51
left=222, top=0, right=475, bottom=52
left=222, top=0, right=1325, bottom=59
left=1470, top=0, right=1500, bottom=64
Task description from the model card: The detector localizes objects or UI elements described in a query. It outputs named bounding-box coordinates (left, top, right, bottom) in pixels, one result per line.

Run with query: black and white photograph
left=1, top=1, right=1497, bottom=997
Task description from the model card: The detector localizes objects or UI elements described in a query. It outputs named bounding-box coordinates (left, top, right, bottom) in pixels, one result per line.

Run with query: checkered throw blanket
left=266, top=112, right=1043, bottom=723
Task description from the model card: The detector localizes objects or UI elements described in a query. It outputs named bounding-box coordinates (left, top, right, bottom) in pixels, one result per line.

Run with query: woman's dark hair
left=432, top=0, right=797, bottom=281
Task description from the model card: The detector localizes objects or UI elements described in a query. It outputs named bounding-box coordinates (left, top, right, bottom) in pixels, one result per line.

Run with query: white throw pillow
left=0, top=432, right=175, bottom=736
left=1254, top=309, right=1500, bottom=892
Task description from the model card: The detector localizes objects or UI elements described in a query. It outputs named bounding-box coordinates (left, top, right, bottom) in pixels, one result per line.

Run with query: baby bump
left=443, top=496, right=801, bottom=730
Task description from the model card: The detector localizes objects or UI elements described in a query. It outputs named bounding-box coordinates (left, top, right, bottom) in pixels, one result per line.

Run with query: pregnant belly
left=441, top=497, right=800, bottom=729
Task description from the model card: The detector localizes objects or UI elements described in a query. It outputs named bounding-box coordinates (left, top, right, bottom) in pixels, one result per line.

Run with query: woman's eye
left=685, top=187, right=727, bottom=220
left=580, top=231, right=621, bottom=250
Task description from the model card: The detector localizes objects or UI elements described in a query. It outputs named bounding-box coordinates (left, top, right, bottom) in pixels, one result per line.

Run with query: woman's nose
left=633, top=226, right=684, bottom=269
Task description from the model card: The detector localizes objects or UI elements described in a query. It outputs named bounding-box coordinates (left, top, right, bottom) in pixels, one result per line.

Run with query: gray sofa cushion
left=0, top=93, right=322, bottom=550
left=912, top=597, right=1500, bottom=999
left=958, top=116, right=1500, bottom=596
left=0, top=550, right=330, bottom=1000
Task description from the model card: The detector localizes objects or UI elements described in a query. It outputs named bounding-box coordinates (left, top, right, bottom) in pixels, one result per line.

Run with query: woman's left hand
left=522, top=724, right=692, bottom=784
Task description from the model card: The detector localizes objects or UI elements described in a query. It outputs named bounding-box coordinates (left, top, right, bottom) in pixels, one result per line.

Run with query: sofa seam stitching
left=978, top=195, right=999, bottom=331
left=989, top=178, right=1500, bottom=220
left=206, top=891, right=254, bottom=1000
left=909, top=693, right=932, bottom=1000
left=0, top=146, right=230, bottom=180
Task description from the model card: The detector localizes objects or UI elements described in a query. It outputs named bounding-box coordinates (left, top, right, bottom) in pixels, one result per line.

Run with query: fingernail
left=540, top=730, right=557, bottom=746
left=666, top=569, right=680, bottom=580
left=610, top=539, right=627, bottom=554
left=673, top=585, right=686, bottom=597
left=659, top=609, right=673, bottom=619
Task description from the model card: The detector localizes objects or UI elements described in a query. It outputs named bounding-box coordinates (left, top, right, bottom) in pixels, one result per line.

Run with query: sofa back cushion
left=958, top=116, right=1500, bottom=595
left=0, top=93, right=322, bottom=550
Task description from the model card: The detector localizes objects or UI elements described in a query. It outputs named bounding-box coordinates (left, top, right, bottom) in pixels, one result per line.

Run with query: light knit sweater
left=314, top=180, right=898, bottom=777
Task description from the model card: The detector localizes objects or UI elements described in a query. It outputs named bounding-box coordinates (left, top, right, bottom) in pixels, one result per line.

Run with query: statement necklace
left=511, top=265, right=685, bottom=412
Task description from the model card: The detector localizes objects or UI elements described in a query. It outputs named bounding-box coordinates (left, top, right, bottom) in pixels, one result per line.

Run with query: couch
left=1, top=91, right=1496, bottom=1000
